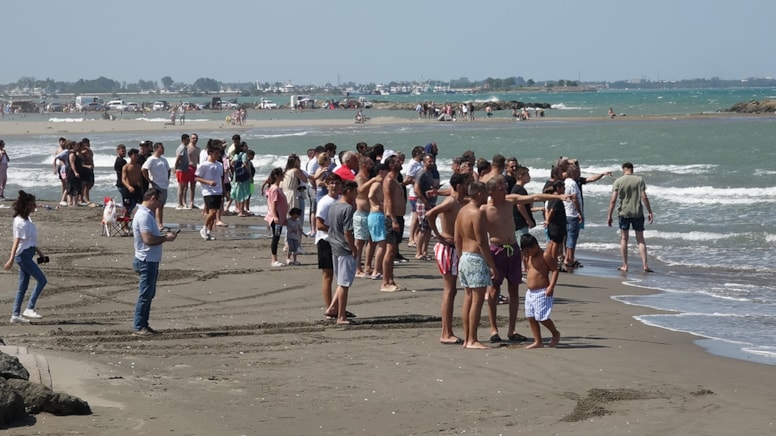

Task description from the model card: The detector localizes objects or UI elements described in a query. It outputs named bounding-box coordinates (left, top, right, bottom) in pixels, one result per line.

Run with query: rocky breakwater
left=728, top=99, right=776, bottom=113
left=1, top=346, right=91, bottom=426
left=373, top=100, right=553, bottom=111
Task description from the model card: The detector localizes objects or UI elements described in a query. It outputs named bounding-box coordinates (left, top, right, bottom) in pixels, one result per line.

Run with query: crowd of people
left=4, top=134, right=655, bottom=344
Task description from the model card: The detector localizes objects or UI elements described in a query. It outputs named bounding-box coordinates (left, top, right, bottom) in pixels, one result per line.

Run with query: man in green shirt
left=606, top=162, right=654, bottom=273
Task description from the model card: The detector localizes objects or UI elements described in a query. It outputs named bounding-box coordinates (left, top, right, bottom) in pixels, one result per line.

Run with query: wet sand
left=1, top=205, right=774, bottom=435
left=0, top=111, right=763, bottom=137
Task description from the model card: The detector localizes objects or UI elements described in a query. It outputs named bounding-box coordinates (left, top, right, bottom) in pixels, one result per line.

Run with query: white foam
left=47, top=117, right=85, bottom=123
left=643, top=230, right=735, bottom=241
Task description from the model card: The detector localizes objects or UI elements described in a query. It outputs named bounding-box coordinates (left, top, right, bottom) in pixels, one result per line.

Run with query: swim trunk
left=489, top=243, right=522, bottom=287
left=333, top=254, right=356, bottom=287
left=434, top=242, right=458, bottom=276
left=385, top=215, right=404, bottom=245
left=317, top=239, right=333, bottom=270
left=619, top=216, right=645, bottom=232
left=367, top=212, right=386, bottom=242
left=458, top=252, right=492, bottom=288
left=415, top=202, right=433, bottom=233
left=203, top=194, right=222, bottom=210
left=525, top=287, right=553, bottom=321
left=353, top=210, right=370, bottom=241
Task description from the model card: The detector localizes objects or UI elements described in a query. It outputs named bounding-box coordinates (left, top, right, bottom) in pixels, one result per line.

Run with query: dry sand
left=1, top=203, right=774, bottom=435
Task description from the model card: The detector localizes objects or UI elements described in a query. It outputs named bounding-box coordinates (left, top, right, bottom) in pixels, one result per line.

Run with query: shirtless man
left=520, top=234, right=561, bottom=348
left=365, top=163, right=388, bottom=280
left=353, top=156, right=374, bottom=277
left=426, top=173, right=470, bottom=344
left=186, top=133, right=201, bottom=209
left=455, top=181, right=496, bottom=349
left=381, top=155, right=407, bottom=292
left=121, top=148, right=145, bottom=215
left=482, top=175, right=566, bottom=343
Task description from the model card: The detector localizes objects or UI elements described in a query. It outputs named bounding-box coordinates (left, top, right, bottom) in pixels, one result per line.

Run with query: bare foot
left=336, top=319, right=354, bottom=325
left=617, top=265, right=628, bottom=272
left=464, top=341, right=490, bottom=349
left=525, top=341, right=544, bottom=349
left=440, top=336, right=463, bottom=345
left=550, top=331, right=561, bottom=347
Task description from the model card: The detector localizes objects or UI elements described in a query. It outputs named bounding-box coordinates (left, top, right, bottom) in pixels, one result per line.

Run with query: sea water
left=2, top=88, right=775, bottom=365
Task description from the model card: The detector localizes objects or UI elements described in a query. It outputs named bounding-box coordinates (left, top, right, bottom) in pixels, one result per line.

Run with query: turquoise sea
left=3, top=88, right=776, bottom=365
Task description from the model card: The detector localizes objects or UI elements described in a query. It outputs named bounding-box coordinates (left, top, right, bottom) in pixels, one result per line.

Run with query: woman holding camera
left=4, top=190, right=48, bottom=323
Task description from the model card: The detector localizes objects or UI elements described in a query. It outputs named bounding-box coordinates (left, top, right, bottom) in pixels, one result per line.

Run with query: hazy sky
left=5, top=0, right=773, bottom=86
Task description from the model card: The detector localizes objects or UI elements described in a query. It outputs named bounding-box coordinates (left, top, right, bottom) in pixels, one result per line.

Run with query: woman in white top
left=4, top=190, right=48, bottom=323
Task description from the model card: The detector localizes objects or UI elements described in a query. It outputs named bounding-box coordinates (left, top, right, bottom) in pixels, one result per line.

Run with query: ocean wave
left=134, top=117, right=208, bottom=123
left=253, top=131, right=309, bottom=139
left=48, top=118, right=84, bottom=123
left=473, top=96, right=500, bottom=103
left=648, top=185, right=776, bottom=205
left=637, top=163, right=717, bottom=174
left=643, top=230, right=735, bottom=241
left=550, top=103, right=590, bottom=110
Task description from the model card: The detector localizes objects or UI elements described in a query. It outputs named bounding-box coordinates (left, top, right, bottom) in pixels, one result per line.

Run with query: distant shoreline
left=0, top=112, right=770, bottom=137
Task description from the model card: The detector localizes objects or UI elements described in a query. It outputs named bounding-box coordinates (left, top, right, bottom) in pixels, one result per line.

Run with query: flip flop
left=508, top=333, right=529, bottom=342
left=617, top=266, right=628, bottom=272
left=489, top=334, right=503, bottom=343
left=643, top=268, right=654, bottom=273
left=441, top=338, right=464, bottom=345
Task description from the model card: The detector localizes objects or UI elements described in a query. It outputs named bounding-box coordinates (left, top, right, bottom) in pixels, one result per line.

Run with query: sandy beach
left=0, top=201, right=774, bottom=435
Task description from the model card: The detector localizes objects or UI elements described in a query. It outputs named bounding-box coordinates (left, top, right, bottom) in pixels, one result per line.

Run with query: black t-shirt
left=114, top=156, right=126, bottom=187
left=511, top=184, right=535, bottom=229
left=547, top=199, right=567, bottom=237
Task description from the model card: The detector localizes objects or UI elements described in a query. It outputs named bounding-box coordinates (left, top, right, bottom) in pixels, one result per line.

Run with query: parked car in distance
left=152, top=101, right=167, bottom=111
left=107, top=100, right=128, bottom=111
left=358, top=96, right=374, bottom=108
left=259, top=98, right=278, bottom=109
left=85, top=102, right=105, bottom=111
left=125, top=102, right=142, bottom=112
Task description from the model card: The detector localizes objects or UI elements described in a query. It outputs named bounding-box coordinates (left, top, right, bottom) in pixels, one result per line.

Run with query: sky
left=4, top=0, right=774, bottom=86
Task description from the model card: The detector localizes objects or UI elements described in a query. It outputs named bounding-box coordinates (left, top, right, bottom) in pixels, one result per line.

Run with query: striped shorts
left=524, top=288, right=553, bottom=321
left=434, top=242, right=458, bottom=276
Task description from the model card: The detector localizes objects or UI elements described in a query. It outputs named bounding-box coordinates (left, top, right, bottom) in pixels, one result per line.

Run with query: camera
left=297, top=185, right=307, bottom=192
left=37, top=256, right=50, bottom=265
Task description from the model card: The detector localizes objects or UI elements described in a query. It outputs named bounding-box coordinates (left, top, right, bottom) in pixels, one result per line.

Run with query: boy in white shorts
left=520, top=234, right=561, bottom=348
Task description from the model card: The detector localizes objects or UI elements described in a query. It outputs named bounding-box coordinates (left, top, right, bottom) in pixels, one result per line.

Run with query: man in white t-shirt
left=141, top=142, right=171, bottom=230
left=563, top=164, right=583, bottom=268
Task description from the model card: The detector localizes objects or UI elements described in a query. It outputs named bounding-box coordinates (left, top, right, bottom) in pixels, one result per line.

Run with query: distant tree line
left=3, top=74, right=776, bottom=96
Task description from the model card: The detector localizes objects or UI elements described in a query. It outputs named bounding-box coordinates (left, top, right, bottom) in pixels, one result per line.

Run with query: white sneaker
left=271, top=261, right=285, bottom=267
left=22, top=308, right=42, bottom=319
left=10, top=315, right=30, bottom=324
left=200, top=227, right=208, bottom=240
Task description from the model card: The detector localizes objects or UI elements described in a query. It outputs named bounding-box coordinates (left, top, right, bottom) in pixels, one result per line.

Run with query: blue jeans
left=133, top=258, right=159, bottom=331
left=13, top=247, right=48, bottom=317
left=566, top=216, right=580, bottom=249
